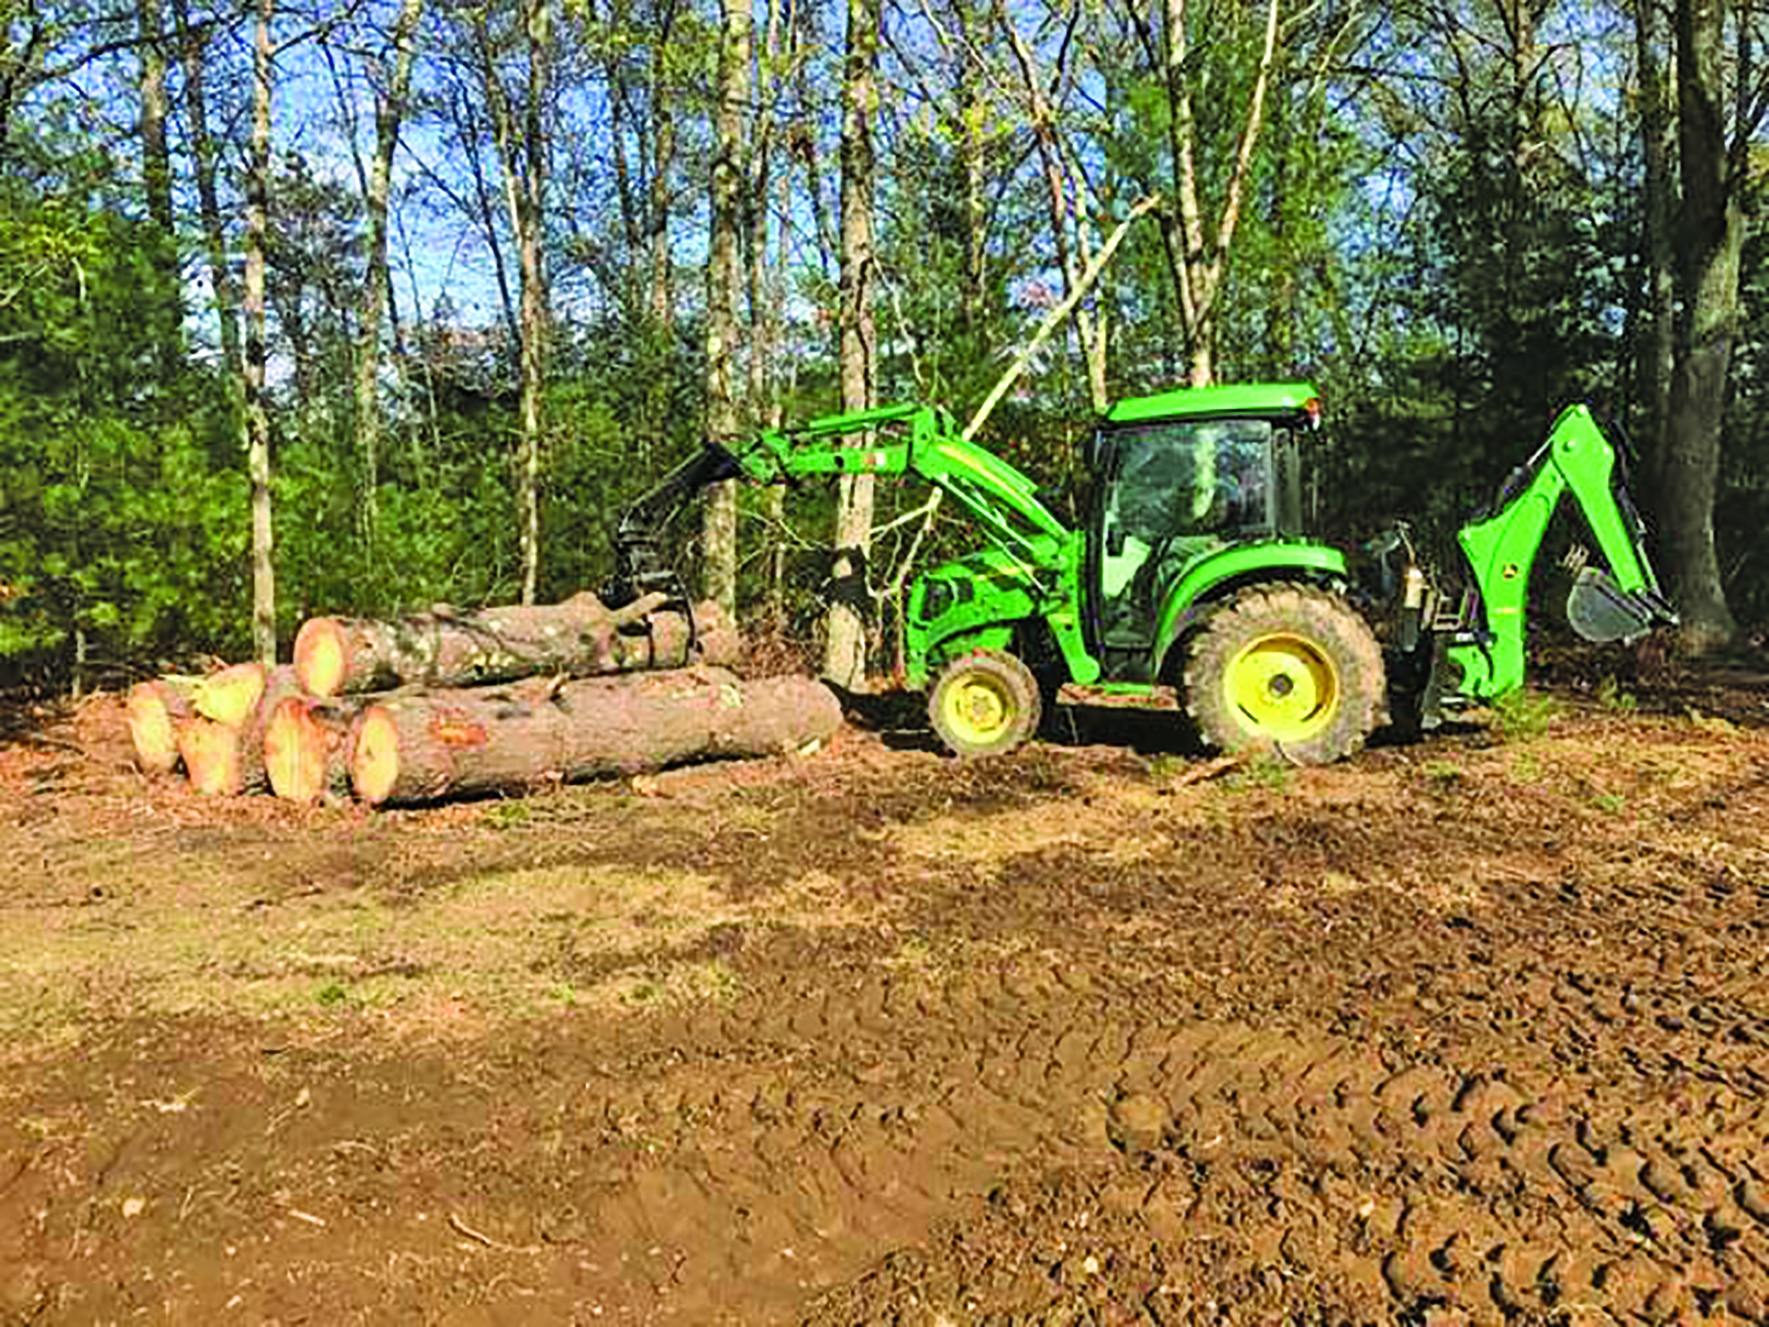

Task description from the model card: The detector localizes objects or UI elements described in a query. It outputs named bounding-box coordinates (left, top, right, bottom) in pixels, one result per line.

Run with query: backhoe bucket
left=1565, top=566, right=1669, bottom=644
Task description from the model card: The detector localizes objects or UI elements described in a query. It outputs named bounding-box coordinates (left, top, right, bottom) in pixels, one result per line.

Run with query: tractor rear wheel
left=1184, top=584, right=1386, bottom=765
left=929, top=649, right=1042, bottom=759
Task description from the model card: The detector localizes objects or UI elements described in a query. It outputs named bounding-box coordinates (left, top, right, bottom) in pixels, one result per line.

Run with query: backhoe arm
left=1442, top=404, right=1675, bottom=702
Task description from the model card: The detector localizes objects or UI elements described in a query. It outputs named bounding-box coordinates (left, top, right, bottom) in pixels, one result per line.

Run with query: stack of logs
left=126, top=592, right=843, bottom=807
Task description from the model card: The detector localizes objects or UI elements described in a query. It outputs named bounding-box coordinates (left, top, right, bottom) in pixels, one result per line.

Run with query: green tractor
left=610, top=384, right=1673, bottom=763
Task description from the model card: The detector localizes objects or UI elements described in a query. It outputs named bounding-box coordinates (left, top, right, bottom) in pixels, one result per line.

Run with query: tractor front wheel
left=1184, top=584, right=1386, bottom=765
left=929, top=649, right=1042, bottom=759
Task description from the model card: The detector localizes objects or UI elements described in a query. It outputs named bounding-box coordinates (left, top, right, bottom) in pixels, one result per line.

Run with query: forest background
left=1, top=0, right=1764, bottom=694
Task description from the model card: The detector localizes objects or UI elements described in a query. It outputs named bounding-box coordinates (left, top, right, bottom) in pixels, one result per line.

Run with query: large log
left=292, top=592, right=742, bottom=697
left=127, top=678, right=196, bottom=775
left=348, top=667, right=842, bottom=807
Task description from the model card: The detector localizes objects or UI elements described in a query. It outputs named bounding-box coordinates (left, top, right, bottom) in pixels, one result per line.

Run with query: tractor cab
left=1083, top=385, right=1321, bottom=680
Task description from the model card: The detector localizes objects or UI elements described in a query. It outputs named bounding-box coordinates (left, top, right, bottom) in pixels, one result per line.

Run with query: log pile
left=129, top=593, right=841, bottom=807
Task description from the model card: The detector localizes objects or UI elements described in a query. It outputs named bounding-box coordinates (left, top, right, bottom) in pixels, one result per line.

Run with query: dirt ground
left=4, top=658, right=1769, bottom=1326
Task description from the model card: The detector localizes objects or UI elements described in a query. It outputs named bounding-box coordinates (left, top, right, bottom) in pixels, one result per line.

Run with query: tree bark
left=136, top=0, right=177, bottom=379
left=353, top=0, right=425, bottom=544
left=245, top=0, right=277, bottom=664
left=517, top=0, right=550, bottom=605
left=136, top=0, right=172, bottom=233
left=349, top=667, right=842, bottom=806
left=292, top=593, right=741, bottom=696
left=953, top=0, right=988, bottom=339
left=822, top=0, right=880, bottom=689
left=1661, top=0, right=1742, bottom=652
left=998, top=0, right=1110, bottom=410
left=750, top=0, right=799, bottom=621
left=479, top=1, right=552, bottom=605
left=701, top=0, right=751, bottom=621
left=647, top=0, right=681, bottom=324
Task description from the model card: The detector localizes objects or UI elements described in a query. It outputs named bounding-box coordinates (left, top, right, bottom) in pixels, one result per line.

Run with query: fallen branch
left=448, top=1212, right=541, bottom=1254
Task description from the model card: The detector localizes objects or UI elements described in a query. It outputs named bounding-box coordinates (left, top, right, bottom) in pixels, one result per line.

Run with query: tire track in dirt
left=9, top=718, right=1769, bottom=1324
left=543, top=760, right=1769, bottom=1320
left=558, top=951, right=1769, bottom=1322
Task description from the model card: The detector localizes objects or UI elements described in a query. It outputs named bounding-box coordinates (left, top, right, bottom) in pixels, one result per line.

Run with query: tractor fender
left=1149, top=542, right=1351, bottom=683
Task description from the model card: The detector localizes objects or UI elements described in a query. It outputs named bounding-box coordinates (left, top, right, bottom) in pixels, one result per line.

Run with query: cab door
left=1086, top=417, right=1277, bottom=677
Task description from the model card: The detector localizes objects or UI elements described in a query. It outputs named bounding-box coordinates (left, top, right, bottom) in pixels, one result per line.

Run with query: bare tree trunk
left=245, top=0, right=277, bottom=665
left=648, top=1, right=681, bottom=323
left=136, top=0, right=174, bottom=238
left=1158, top=0, right=1280, bottom=386
left=350, top=669, right=842, bottom=807
left=1259, top=73, right=1295, bottom=376
left=763, top=144, right=795, bottom=621
left=457, top=87, right=522, bottom=350
left=751, top=0, right=799, bottom=622
left=601, top=15, right=641, bottom=268
left=353, top=0, right=425, bottom=546
left=137, top=0, right=178, bottom=377
left=479, top=1, right=553, bottom=605
left=517, top=0, right=550, bottom=605
left=998, top=0, right=1108, bottom=410
left=170, top=0, right=240, bottom=371
left=1661, top=0, right=1742, bottom=652
left=0, top=18, right=48, bottom=163
left=702, top=0, right=750, bottom=620
left=952, top=0, right=987, bottom=337
left=293, top=593, right=740, bottom=695
left=821, top=0, right=880, bottom=689
left=1635, top=0, right=1676, bottom=494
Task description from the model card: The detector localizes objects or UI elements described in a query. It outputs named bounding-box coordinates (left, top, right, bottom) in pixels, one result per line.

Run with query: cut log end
left=193, top=662, right=268, bottom=728
left=127, top=680, right=187, bottom=775
left=293, top=618, right=349, bottom=697
left=351, top=705, right=402, bottom=805
left=178, top=716, right=242, bottom=796
left=265, top=697, right=320, bottom=802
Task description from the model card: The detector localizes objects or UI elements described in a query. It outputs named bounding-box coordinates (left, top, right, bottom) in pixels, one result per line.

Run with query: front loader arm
left=611, top=402, right=1077, bottom=605
left=1442, top=404, right=1675, bottom=703
left=740, top=403, right=1074, bottom=575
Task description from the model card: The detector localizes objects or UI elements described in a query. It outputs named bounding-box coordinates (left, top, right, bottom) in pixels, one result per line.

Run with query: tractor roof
left=1105, top=382, right=1321, bottom=426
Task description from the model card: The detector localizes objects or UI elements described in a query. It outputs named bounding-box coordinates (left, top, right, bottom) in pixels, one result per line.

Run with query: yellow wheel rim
left=1225, top=632, right=1339, bottom=741
left=941, top=672, right=1016, bottom=747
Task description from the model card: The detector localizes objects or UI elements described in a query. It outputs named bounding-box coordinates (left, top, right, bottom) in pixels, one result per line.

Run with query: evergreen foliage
left=0, top=173, right=248, bottom=687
